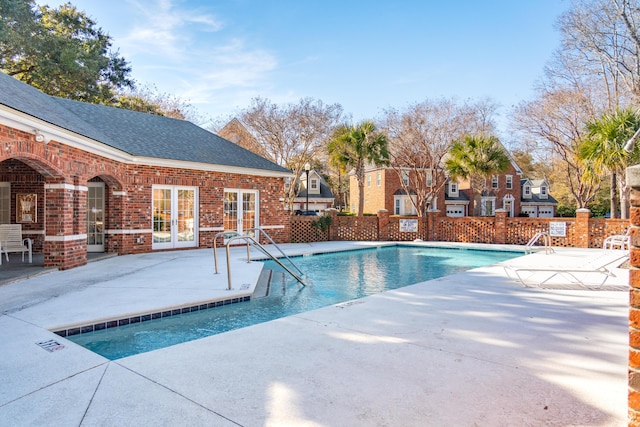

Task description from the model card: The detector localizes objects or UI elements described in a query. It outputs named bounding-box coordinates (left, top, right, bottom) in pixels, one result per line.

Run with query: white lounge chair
left=603, top=228, right=631, bottom=251
left=505, top=251, right=628, bottom=288
left=0, top=224, right=33, bottom=265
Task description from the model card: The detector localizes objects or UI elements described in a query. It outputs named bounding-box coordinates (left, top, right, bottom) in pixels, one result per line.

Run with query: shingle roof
left=521, top=194, right=558, bottom=204
left=444, top=192, right=470, bottom=201
left=0, top=72, right=290, bottom=174
left=296, top=170, right=335, bottom=199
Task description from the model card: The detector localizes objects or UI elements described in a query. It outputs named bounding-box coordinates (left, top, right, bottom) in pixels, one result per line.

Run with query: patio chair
left=505, top=250, right=628, bottom=288
left=603, top=228, right=631, bottom=251
left=0, top=224, right=33, bottom=265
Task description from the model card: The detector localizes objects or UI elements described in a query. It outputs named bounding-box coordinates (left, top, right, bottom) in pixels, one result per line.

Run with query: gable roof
left=530, top=179, right=549, bottom=187
left=296, top=170, right=335, bottom=200
left=217, top=118, right=270, bottom=159
left=0, top=72, right=291, bottom=175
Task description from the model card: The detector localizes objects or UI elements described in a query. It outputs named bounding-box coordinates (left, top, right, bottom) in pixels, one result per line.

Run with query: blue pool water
left=67, top=246, right=521, bottom=359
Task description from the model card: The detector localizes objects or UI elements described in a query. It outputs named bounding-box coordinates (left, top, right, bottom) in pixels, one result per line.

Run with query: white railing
left=525, top=231, right=554, bottom=254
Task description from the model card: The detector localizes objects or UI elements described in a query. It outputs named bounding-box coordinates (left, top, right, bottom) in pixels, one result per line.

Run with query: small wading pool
left=67, top=245, right=522, bottom=359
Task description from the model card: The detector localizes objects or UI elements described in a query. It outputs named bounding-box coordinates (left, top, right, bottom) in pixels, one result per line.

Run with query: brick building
left=0, top=72, right=293, bottom=270
left=351, top=159, right=557, bottom=217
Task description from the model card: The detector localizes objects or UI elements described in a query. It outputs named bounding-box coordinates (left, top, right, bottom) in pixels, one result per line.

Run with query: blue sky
left=40, top=0, right=570, bottom=132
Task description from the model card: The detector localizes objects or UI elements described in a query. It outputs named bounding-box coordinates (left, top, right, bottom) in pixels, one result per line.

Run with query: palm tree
left=327, top=121, right=390, bottom=216
left=444, top=134, right=510, bottom=216
left=580, top=107, right=640, bottom=219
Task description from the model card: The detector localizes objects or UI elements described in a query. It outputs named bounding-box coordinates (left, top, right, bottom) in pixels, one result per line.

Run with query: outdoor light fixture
left=304, top=162, right=311, bottom=212
left=624, top=126, right=640, bottom=153
left=33, top=130, right=49, bottom=144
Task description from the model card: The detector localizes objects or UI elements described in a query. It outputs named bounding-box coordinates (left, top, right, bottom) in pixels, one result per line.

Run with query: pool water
left=67, top=246, right=521, bottom=360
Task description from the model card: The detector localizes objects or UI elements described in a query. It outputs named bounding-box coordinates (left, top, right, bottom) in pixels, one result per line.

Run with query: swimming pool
left=67, top=245, right=521, bottom=359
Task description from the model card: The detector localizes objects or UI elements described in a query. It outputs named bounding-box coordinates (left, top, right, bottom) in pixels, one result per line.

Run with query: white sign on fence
left=399, top=219, right=418, bottom=233
left=549, top=221, right=566, bottom=237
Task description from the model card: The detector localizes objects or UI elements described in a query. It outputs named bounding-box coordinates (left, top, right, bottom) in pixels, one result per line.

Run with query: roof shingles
left=0, top=72, right=290, bottom=174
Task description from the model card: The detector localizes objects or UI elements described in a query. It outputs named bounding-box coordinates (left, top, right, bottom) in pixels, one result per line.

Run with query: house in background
left=294, top=169, right=335, bottom=214
left=351, top=153, right=557, bottom=218
left=217, top=118, right=269, bottom=159
left=0, top=72, right=292, bottom=270
left=350, top=162, right=524, bottom=217
left=452, top=156, right=524, bottom=217
left=520, top=178, right=558, bottom=217
left=443, top=179, right=470, bottom=217
left=348, top=167, right=421, bottom=215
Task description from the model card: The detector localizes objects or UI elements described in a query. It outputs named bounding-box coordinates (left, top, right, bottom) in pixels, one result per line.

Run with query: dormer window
left=449, top=181, right=458, bottom=197
left=310, top=178, right=318, bottom=191
left=540, top=185, right=548, bottom=199
left=523, top=184, right=531, bottom=199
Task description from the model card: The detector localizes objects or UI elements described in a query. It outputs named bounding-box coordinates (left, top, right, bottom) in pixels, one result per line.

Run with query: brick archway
left=0, top=153, right=85, bottom=269
left=85, top=174, right=124, bottom=255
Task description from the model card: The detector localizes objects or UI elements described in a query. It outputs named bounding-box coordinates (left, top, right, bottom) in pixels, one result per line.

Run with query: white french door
left=87, top=182, right=105, bottom=252
left=153, top=186, right=198, bottom=250
left=223, top=189, right=258, bottom=240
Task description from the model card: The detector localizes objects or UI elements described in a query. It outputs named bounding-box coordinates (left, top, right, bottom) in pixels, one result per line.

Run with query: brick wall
left=290, top=209, right=630, bottom=249
left=1, top=123, right=289, bottom=269
left=628, top=167, right=640, bottom=426
left=289, top=216, right=327, bottom=243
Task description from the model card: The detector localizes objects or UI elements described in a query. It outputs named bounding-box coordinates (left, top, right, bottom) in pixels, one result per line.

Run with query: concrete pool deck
left=0, top=241, right=630, bottom=426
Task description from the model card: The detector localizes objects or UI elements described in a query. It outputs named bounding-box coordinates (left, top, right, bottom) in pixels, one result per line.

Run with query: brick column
left=494, top=209, right=507, bottom=244
left=575, top=208, right=591, bottom=248
left=427, top=210, right=440, bottom=241
left=628, top=165, right=640, bottom=426
left=377, top=209, right=389, bottom=241
left=326, top=208, right=338, bottom=241
left=43, top=181, right=87, bottom=270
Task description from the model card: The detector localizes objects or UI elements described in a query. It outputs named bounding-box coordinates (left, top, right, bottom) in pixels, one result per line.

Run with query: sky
left=39, top=0, right=571, bottom=134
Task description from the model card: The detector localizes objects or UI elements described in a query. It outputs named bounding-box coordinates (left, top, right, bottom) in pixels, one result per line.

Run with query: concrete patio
left=0, top=242, right=630, bottom=426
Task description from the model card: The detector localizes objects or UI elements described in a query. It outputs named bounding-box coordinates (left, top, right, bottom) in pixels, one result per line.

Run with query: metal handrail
left=525, top=231, right=554, bottom=254
left=212, top=230, right=306, bottom=290
left=244, top=227, right=304, bottom=276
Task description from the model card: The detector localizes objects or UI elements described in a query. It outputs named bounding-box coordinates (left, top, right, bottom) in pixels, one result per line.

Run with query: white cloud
left=135, top=37, right=280, bottom=119
left=199, top=40, right=278, bottom=89
left=120, top=0, right=224, bottom=58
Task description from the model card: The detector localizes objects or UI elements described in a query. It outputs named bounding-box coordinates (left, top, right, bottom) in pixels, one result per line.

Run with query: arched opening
left=86, top=175, right=123, bottom=254
left=0, top=158, right=50, bottom=256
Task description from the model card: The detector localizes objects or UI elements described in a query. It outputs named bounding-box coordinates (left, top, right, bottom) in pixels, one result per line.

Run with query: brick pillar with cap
left=627, top=165, right=640, bottom=425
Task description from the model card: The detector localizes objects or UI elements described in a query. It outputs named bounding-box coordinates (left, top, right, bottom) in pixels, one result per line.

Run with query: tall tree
left=327, top=134, right=350, bottom=212
left=115, top=84, right=203, bottom=121
left=237, top=97, right=344, bottom=210
left=580, top=107, right=640, bottom=218
left=444, top=134, right=510, bottom=216
left=511, top=86, right=602, bottom=209
left=0, top=1, right=133, bottom=103
left=381, top=98, right=497, bottom=217
left=327, top=121, right=390, bottom=217
left=557, top=0, right=640, bottom=108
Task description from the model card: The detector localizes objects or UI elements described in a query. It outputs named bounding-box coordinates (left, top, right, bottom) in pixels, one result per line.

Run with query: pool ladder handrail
left=525, top=231, right=554, bottom=254
left=244, top=227, right=305, bottom=277
left=212, top=229, right=306, bottom=290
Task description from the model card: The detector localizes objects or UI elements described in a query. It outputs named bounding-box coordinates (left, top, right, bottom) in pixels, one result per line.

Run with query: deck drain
left=37, top=339, right=65, bottom=352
